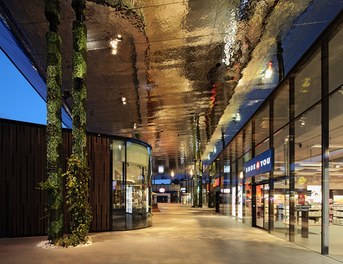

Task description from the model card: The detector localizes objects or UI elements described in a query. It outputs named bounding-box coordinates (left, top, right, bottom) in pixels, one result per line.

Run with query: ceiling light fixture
left=121, top=97, right=126, bottom=105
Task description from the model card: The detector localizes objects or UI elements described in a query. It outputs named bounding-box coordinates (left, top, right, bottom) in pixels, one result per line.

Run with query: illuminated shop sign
left=244, top=148, right=274, bottom=178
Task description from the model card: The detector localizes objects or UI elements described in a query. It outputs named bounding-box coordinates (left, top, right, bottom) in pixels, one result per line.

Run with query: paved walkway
left=0, top=204, right=341, bottom=264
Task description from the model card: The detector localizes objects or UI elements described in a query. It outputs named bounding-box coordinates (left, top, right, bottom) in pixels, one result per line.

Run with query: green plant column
left=44, top=0, right=64, bottom=243
left=63, top=154, right=92, bottom=246
left=71, top=19, right=87, bottom=158
left=63, top=0, right=92, bottom=245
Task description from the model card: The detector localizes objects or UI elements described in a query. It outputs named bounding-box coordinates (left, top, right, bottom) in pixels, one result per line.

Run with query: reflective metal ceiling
left=0, top=0, right=341, bottom=174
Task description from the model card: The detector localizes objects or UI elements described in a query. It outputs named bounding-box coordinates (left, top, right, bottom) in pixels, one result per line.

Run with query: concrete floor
left=0, top=204, right=341, bottom=264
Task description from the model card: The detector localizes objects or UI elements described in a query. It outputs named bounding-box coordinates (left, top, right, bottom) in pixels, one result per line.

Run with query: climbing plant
left=60, top=0, right=92, bottom=246
left=41, top=0, right=64, bottom=243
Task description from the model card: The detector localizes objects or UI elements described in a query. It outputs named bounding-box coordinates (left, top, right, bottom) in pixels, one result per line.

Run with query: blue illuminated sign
left=244, top=148, right=274, bottom=178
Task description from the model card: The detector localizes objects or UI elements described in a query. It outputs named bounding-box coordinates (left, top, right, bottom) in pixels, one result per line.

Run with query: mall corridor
left=0, top=204, right=341, bottom=264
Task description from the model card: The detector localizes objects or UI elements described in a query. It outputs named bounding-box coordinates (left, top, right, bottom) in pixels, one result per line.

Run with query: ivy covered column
left=63, top=0, right=91, bottom=245
left=44, top=0, right=64, bottom=243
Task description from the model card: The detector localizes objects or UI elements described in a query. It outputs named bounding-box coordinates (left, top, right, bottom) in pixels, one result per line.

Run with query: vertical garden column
left=71, top=0, right=87, bottom=159
left=64, top=0, right=91, bottom=245
left=44, top=0, right=63, bottom=243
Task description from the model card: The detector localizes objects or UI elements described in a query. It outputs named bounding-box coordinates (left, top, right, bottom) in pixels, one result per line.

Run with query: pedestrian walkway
left=0, top=204, right=341, bottom=264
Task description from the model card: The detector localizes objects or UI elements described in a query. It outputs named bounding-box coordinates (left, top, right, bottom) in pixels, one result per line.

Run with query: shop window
left=273, top=83, right=289, bottom=133
left=272, top=125, right=290, bottom=239
left=243, top=121, right=252, bottom=153
left=329, top=26, right=343, bottom=93
left=254, top=104, right=269, bottom=145
left=236, top=131, right=243, bottom=158
left=329, top=88, right=343, bottom=262
left=273, top=126, right=289, bottom=179
left=294, top=103, right=321, bottom=253
left=112, top=140, right=125, bottom=210
left=294, top=51, right=321, bottom=117
left=255, top=138, right=269, bottom=156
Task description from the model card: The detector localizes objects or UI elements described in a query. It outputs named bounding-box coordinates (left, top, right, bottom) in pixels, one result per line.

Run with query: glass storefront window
left=273, top=83, right=289, bottom=133
left=244, top=151, right=252, bottom=226
left=254, top=104, right=270, bottom=145
left=329, top=25, right=343, bottom=93
left=112, top=140, right=126, bottom=230
left=294, top=51, right=321, bottom=117
left=244, top=121, right=252, bottom=154
left=294, top=103, right=322, bottom=253
left=237, top=157, right=243, bottom=221
left=255, top=138, right=269, bottom=156
left=222, top=152, right=231, bottom=216
left=236, top=131, right=243, bottom=158
left=272, top=126, right=290, bottom=239
left=112, top=140, right=152, bottom=230
left=329, top=88, right=343, bottom=262
left=231, top=153, right=237, bottom=218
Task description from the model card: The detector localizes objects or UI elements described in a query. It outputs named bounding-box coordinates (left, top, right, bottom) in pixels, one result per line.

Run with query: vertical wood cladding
left=0, top=119, right=111, bottom=237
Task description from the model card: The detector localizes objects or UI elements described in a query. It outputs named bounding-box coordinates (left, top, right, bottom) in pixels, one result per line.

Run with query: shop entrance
left=255, top=183, right=269, bottom=229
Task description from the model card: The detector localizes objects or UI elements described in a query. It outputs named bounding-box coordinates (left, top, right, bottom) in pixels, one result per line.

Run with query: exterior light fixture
left=159, top=187, right=166, bottom=193
left=133, top=123, right=137, bottom=129
left=171, top=170, right=175, bottom=177
left=121, top=97, right=126, bottom=105
left=190, top=169, right=193, bottom=176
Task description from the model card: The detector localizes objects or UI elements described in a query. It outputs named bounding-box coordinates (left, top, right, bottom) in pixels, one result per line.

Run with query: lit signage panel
left=244, top=148, right=274, bottom=178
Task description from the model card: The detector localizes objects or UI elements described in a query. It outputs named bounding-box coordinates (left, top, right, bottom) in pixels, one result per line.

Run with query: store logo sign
left=244, top=149, right=274, bottom=178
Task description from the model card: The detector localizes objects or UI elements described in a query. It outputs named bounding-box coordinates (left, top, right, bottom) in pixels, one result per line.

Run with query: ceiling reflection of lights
left=311, top=144, right=343, bottom=149
left=232, top=111, right=241, bottom=122
left=263, top=61, right=273, bottom=79
left=298, top=162, right=322, bottom=167
left=109, top=35, right=122, bottom=55
left=223, top=8, right=238, bottom=66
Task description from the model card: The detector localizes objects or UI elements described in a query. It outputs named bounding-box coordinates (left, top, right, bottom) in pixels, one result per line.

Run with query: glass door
left=263, top=184, right=269, bottom=229
left=255, top=183, right=269, bottom=230
left=256, top=185, right=263, bottom=228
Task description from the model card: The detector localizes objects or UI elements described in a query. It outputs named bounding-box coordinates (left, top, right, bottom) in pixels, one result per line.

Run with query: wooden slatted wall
left=88, top=135, right=111, bottom=232
left=0, top=120, right=47, bottom=237
left=0, top=119, right=111, bottom=237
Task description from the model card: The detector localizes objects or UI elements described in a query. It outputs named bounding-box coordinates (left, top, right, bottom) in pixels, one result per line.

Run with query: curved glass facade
left=111, top=139, right=152, bottom=230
